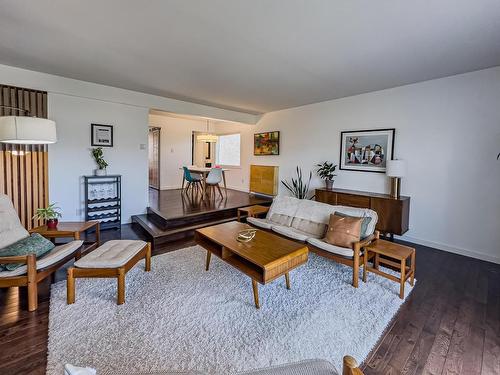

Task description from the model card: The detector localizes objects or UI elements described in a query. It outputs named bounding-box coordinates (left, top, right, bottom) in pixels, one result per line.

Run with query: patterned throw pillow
left=0, top=233, right=55, bottom=271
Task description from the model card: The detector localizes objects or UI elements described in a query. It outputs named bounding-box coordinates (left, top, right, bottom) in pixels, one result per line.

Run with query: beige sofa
left=247, top=196, right=379, bottom=287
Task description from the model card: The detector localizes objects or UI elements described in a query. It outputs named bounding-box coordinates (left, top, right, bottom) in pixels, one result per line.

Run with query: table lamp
left=386, top=159, right=406, bottom=199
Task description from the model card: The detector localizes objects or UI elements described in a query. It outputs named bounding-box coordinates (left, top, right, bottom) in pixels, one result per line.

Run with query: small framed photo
left=340, top=128, right=395, bottom=173
left=91, top=124, right=113, bottom=147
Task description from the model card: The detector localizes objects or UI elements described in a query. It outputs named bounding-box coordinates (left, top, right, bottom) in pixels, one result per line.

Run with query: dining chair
left=205, top=167, right=224, bottom=199
left=182, top=167, right=203, bottom=194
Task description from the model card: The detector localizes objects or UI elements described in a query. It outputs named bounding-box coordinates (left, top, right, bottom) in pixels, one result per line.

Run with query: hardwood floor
left=0, top=226, right=498, bottom=374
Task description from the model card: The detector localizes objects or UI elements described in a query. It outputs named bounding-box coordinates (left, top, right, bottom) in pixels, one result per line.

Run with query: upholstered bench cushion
left=74, top=240, right=147, bottom=269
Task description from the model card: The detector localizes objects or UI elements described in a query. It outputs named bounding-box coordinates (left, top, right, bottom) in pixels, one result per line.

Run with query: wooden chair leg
left=216, top=183, right=223, bottom=199
left=363, top=249, right=368, bottom=282
left=399, top=259, right=406, bottom=299
left=67, top=268, right=75, bottom=304
left=117, top=268, right=126, bottom=305
left=26, top=254, right=38, bottom=312
left=352, top=244, right=360, bottom=288
left=145, top=243, right=151, bottom=271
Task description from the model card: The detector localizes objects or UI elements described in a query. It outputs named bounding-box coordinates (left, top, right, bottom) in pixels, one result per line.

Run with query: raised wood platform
left=131, top=189, right=272, bottom=248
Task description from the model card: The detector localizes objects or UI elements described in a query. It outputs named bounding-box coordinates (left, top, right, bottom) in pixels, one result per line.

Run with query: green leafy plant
left=281, top=166, right=312, bottom=199
left=32, top=203, right=62, bottom=221
left=316, top=161, right=338, bottom=181
left=91, top=147, right=108, bottom=170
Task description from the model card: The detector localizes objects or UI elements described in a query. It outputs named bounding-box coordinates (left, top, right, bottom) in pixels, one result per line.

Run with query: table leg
left=410, top=250, right=415, bottom=286
left=399, top=259, right=406, bottom=299
left=222, top=171, right=227, bottom=196
left=205, top=251, right=212, bottom=271
left=252, top=279, right=260, bottom=309
left=67, top=268, right=75, bottom=304
left=95, top=222, right=100, bottom=247
left=285, top=272, right=291, bottom=289
left=374, top=253, right=379, bottom=270
left=117, top=268, right=125, bottom=305
left=145, top=242, right=152, bottom=272
left=181, top=174, right=185, bottom=191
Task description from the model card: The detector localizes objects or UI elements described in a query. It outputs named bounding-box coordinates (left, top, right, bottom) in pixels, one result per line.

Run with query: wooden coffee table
left=30, top=221, right=100, bottom=253
left=195, top=221, right=308, bottom=308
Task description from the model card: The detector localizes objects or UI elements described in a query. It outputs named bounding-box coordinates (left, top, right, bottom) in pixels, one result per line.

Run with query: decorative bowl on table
left=237, top=229, right=257, bottom=243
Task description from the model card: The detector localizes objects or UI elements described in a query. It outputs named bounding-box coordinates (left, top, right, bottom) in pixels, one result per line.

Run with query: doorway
left=148, top=127, right=161, bottom=189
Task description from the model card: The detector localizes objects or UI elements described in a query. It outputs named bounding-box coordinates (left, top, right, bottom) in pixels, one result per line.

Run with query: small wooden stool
left=67, top=240, right=151, bottom=305
left=362, top=239, right=415, bottom=299
left=237, top=205, right=269, bottom=222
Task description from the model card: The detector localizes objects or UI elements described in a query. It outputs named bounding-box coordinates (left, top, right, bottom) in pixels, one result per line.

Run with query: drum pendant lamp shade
left=0, top=116, right=57, bottom=144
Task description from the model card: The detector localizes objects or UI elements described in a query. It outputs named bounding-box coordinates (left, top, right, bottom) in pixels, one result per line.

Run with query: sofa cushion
left=271, top=225, right=311, bottom=242
left=265, top=196, right=301, bottom=227
left=290, top=199, right=334, bottom=237
left=324, top=214, right=362, bottom=248
left=0, top=194, right=30, bottom=248
left=332, top=205, right=378, bottom=236
left=0, top=233, right=55, bottom=271
left=0, top=240, right=83, bottom=277
left=246, top=217, right=273, bottom=230
left=307, top=237, right=354, bottom=258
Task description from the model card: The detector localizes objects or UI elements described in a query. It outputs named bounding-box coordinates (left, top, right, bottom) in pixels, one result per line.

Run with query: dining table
left=180, top=166, right=229, bottom=197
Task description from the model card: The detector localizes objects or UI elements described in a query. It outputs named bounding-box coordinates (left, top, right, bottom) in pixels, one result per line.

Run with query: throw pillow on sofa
left=324, top=213, right=362, bottom=248
left=334, top=211, right=372, bottom=238
left=0, top=233, right=55, bottom=271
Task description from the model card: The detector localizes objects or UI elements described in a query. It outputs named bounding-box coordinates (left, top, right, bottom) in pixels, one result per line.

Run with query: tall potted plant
left=316, top=161, right=337, bottom=190
left=281, top=166, right=312, bottom=199
left=91, top=147, right=108, bottom=176
left=33, top=203, right=62, bottom=229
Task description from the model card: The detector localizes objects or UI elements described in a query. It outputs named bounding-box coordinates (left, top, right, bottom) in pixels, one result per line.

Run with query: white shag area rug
left=47, top=245, right=414, bottom=374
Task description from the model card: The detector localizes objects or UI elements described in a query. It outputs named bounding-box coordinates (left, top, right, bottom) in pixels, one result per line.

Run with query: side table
left=237, top=205, right=270, bottom=222
left=362, top=239, right=415, bottom=299
left=30, top=221, right=100, bottom=254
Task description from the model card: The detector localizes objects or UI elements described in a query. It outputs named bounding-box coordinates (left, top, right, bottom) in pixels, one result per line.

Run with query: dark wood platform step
left=131, top=214, right=239, bottom=248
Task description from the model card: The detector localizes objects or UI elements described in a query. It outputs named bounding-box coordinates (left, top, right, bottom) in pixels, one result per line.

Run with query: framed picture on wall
left=340, top=128, right=395, bottom=173
left=254, top=131, right=280, bottom=155
left=91, top=124, right=114, bottom=147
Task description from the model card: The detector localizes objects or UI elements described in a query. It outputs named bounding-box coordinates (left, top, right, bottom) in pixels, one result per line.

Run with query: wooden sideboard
left=315, top=188, right=410, bottom=236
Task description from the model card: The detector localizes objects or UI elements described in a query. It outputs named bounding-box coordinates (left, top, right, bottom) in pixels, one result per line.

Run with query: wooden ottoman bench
left=67, top=240, right=151, bottom=305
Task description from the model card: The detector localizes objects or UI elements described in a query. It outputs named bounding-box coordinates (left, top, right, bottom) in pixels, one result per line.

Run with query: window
left=216, top=133, right=241, bottom=166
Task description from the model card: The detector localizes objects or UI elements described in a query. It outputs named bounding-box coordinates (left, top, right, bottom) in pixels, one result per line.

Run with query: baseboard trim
left=399, top=235, right=500, bottom=265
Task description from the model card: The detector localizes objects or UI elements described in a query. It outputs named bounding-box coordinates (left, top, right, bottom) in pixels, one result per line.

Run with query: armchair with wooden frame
left=0, top=194, right=83, bottom=311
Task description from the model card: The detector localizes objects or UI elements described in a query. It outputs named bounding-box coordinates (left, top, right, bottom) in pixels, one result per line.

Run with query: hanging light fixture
left=197, top=119, right=218, bottom=143
left=0, top=106, right=57, bottom=144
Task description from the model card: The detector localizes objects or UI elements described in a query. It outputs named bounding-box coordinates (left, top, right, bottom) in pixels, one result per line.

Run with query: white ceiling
left=1, top=1, right=499, bottom=114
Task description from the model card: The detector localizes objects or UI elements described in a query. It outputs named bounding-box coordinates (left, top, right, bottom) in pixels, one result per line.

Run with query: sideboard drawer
left=336, top=193, right=370, bottom=208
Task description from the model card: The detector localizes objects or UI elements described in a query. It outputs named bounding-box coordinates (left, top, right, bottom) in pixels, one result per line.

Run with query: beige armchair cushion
left=0, top=194, right=30, bottom=248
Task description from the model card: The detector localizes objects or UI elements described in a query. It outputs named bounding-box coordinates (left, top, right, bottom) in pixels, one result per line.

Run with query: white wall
left=221, top=67, right=500, bottom=264
left=48, top=94, right=149, bottom=222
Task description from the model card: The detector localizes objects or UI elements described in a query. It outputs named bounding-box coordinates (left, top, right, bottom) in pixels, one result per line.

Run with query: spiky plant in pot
left=281, top=166, right=312, bottom=199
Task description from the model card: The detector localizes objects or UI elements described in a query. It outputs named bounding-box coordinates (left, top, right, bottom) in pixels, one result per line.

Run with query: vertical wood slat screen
left=0, top=85, right=49, bottom=230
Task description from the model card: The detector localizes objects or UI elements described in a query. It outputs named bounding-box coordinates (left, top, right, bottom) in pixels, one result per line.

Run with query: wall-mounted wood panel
left=0, top=85, right=49, bottom=229
left=250, top=165, right=279, bottom=196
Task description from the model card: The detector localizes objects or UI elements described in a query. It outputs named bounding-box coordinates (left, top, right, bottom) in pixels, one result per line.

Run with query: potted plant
left=33, top=203, right=62, bottom=229
left=281, top=166, right=312, bottom=199
left=316, top=161, right=337, bottom=190
left=91, top=147, right=108, bottom=176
